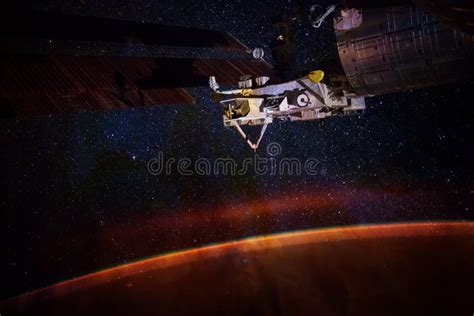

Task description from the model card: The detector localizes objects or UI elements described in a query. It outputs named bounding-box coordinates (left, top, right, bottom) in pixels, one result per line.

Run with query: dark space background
left=1, top=0, right=473, bottom=300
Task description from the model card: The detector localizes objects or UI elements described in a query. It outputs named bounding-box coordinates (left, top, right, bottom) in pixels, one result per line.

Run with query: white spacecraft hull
left=210, top=75, right=365, bottom=150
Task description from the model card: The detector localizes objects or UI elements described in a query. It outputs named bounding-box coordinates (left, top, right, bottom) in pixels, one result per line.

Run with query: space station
left=208, top=1, right=474, bottom=149
left=1, top=1, right=473, bottom=150
left=209, top=71, right=365, bottom=150
left=1, top=1, right=474, bottom=315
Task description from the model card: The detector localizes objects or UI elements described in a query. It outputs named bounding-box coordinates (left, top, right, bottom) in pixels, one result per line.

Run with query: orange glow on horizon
left=7, top=221, right=473, bottom=305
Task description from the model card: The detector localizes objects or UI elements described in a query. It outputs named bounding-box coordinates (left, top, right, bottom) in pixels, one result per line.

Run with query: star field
left=1, top=0, right=473, bottom=300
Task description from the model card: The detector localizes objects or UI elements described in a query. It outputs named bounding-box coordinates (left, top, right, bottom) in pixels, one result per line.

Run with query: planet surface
left=2, top=222, right=473, bottom=315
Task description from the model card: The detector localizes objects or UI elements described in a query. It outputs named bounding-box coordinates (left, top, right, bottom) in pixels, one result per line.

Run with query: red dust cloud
left=98, top=184, right=462, bottom=257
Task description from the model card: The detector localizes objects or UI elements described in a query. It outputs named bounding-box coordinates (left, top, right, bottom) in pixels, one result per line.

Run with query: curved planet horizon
left=2, top=221, right=473, bottom=315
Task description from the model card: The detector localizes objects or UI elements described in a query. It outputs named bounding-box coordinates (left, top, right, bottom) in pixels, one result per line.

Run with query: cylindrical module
left=335, top=6, right=474, bottom=96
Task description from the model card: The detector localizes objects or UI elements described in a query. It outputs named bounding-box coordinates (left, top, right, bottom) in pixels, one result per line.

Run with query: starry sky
left=1, top=0, right=473, bottom=299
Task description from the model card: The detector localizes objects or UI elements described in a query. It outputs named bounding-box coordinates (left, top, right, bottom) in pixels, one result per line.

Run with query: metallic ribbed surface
left=412, top=0, right=474, bottom=34
left=0, top=55, right=194, bottom=118
left=336, top=6, right=474, bottom=96
left=0, top=10, right=276, bottom=119
left=0, top=54, right=275, bottom=118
